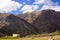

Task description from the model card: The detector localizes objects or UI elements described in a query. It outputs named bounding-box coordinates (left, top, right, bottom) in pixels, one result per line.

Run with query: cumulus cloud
left=22, top=10, right=34, bottom=13
left=34, top=0, right=45, bottom=4
left=21, top=0, right=60, bottom=14
left=21, top=5, right=39, bottom=13
left=0, top=0, right=22, bottom=13
left=0, top=0, right=60, bottom=14
left=0, top=9, right=5, bottom=13
left=34, top=0, right=56, bottom=5
left=33, top=0, right=60, bottom=11
left=41, top=5, right=60, bottom=11
left=50, top=6, right=60, bottom=11
left=32, top=5, right=39, bottom=10
left=21, top=5, right=34, bottom=13
left=21, top=5, right=33, bottom=11
left=40, top=0, right=60, bottom=11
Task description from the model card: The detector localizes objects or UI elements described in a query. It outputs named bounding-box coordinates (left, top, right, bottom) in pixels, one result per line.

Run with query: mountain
left=17, top=11, right=41, bottom=23
left=0, top=14, right=37, bottom=37
left=0, top=9, right=60, bottom=37
left=17, top=9, right=60, bottom=34
left=33, top=9, right=60, bottom=33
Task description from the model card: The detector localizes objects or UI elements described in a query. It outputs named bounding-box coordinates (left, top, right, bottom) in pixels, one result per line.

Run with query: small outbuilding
left=12, top=34, right=20, bottom=37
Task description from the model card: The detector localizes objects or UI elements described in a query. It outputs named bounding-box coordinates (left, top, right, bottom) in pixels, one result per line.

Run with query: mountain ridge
left=0, top=9, right=60, bottom=37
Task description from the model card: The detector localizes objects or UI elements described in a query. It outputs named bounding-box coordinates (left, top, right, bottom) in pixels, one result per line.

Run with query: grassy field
left=0, top=35, right=60, bottom=40
left=0, top=37, right=48, bottom=40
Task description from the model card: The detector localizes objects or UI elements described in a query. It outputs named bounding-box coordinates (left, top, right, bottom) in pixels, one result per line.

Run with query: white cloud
left=23, top=10, right=34, bottom=13
left=21, top=0, right=60, bottom=14
left=21, top=0, right=45, bottom=13
left=0, top=0, right=22, bottom=13
left=44, top=0, right=54, bottom=5
left=34, top=0, right=45, bottom=4
left=21, top=5, right=39, bottom=13
left=41, top=5, right=60, bottom=11
left=40, top=0, right=60, bottom=11
left=33, top=0, right=60, bottom=11
left=50, top=6, right=60, bottom=11
left=21, top=5, right=33, bottom=11
left=0, top=0, right=59, bottom=14
left=32, top=5, right=39, bottom=10
left=34, top=0, right=57, bottom=5
left=21, top=5, right=33, bottom=13
left=0, top=9, right=5, bottom=13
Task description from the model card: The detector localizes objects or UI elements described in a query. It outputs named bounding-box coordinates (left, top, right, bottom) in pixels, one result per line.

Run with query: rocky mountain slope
left=33, top=9, right=60, bottom=33
left=18, top=9, right=60, bottom=34
left=0, top=9, right=60, bottom=37
left=17, top=11, right=41, bottom=23
left=0, top=14, right=37, bottom=36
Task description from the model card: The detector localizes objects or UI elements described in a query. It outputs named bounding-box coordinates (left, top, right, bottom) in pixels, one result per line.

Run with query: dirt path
left=53, top=35, right=60, bottom=39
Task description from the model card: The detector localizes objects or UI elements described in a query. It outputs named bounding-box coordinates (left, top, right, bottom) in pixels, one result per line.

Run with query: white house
left=12, top=34, right=20, bottom=37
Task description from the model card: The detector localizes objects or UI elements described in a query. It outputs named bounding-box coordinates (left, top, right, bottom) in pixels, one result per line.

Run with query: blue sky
left=0, top=0, right=60, bottom=14
left=52, top=0, right=60, bottom=5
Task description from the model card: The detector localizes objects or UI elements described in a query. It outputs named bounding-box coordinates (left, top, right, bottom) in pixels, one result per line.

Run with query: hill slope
left=0, top=14, right=36, bottom=36
left=33, top=9, right=60, bottom=33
